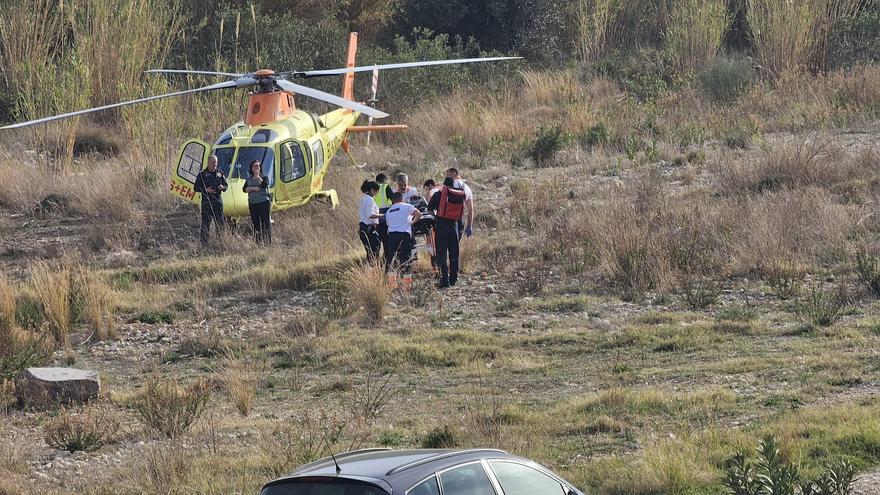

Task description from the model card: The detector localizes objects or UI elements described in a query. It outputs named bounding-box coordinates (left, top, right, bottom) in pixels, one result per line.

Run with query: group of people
left=195, top=156, right=475, bottom=290
left=195, top=155, right=272, bottom=247
left=358, top=168, right=473, bottom=289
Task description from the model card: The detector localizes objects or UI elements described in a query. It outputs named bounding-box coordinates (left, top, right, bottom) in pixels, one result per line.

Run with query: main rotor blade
left=276, top=79, right=389, bottom=119
left=1, top=78, right=256, bottom=130
left=146, top=69, right=246, bottom=78
left=293, top=56, right=522, bottom=78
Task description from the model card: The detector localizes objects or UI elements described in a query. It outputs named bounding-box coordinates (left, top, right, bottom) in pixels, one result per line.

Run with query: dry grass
left=134, top=376, right=211, bottom=438
left=218, top=355, right=257, bottom=417
left=0, top=273, right=15, bottom=331
left=29, top=261, right=72, bottom=345
left=344, top=261, right=393, bottom=325
left=43, top=403, right=122, bottom=452
left=76, top=268, right=116, bottom=341
left=663, top=0, right=730, bottom=73
left=0, top=324, right=50, bottom=381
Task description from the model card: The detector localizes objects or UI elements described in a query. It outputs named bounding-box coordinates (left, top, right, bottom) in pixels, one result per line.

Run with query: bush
left=345, top=261, right=393, bottom=326
left=765, top=261, right=804, bottom=300
left=579, top=122, right=610, bottom=149
left=795, top=281, right=849, bottom=327
left=527, top=124, right=571, bottom=167
left=828, top=9, right=880, bottom=68
left=855, top=247, right=880, bottom=296
left=724, top=436, right=856, bottom=495
left=134, top=376, right=210, bottom=438
left=421, top=424, right=458, bottom=448
left=681, top=276, right=722, bottom=310
left=134, top=310, right=174, bottom=324
left=698, top=56, right=753, bottom=104
left=0, top=326, right=50, bottom=381
left=43, top=404, right=120, bottom=452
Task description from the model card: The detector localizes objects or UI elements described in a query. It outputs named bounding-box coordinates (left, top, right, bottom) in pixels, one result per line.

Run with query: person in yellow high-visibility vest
left=373, top=173, right=393, bottom=257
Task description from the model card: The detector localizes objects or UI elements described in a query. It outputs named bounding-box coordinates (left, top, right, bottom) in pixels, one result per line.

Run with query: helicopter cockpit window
left=280, top=141, right=307, bottom=183
left=215, top=132, right=232, bottom=146
left=212, top=147, right=235, bottom=177
left=311, top=140, right=325, bottom=175
left=232, top=146, right=276, bottom=187
left=250, top=129, right=278, bottom=144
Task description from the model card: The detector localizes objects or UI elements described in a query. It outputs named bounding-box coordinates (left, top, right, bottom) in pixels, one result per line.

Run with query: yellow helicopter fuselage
left=169, top=90, right=357, bottom=218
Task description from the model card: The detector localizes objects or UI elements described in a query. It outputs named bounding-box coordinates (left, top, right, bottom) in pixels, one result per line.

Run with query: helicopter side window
left=280, top=142, right=307, bottom=183
left=311, top=140, right=325, bottom=175
left=250, top=129, right=278, bottom=144
left=212, top=147, right=235, bottom=177
left=232, top=146, right=276, bottom=187
left=215, top=132, right=232, bottom=146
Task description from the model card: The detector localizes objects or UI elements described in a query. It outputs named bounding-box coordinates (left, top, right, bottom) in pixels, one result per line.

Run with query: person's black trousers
left=435, top=220, right=460, bottom=287
left=200, top=201, right=225, bottom=246
left=249, top=201, right=272, bottom=245
left=385, top=232, right=413, bottom=273
left=359, top=223, right=381, bottom=262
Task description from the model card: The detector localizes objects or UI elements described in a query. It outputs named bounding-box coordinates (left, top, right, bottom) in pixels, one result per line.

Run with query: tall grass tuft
left=0, top=0, right=90, bottom=171
left=664, top=0, right=730, bottom=73
left=218, top=355, right=257, bottom=417
left=748, top=0, right=861, bottom=77
left=345, top=261, right=393, bottom=326
left=30, top=262, right=72, bottom=345
left=574, top=0, right=620, bottom=63
left=134, top=376, right=210, bottom=438
left=76, top=268, right=116, bottom=341
left=0, top=273, right=15, bottom=331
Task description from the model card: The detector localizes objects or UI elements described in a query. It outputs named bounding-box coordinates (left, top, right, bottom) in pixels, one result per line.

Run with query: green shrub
left=795, top=282, right=849, bottom=327
left=828, top=9, right=880, bottom=68
left=723, top=127, right=754, bottom=149
left=14, top=295, right=44, bottom=329
left=134, top=310, right=174, bottom=325
left=724, top=436, right=856, bottom=495
left=580, top=122, right=610, bottom=149
left=43, top=405, right=120, bottom=452
left=681, top=277, right=722, bottom=310
left=421, top=424, right=458, bottom=448
left=698, top=56, right=753, bottom=104
left=134, top=376, right=210, bottom=438
left=855, top=247, right=880, bottom=296
left=528, top=124, right=571, bottom=167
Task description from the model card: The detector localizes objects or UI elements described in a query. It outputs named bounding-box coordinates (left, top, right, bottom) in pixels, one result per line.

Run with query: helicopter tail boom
left=342, top=32, right=358, bottom=104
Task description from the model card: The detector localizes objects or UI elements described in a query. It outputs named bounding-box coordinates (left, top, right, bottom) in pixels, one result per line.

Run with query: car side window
left=439, top=463, right=497, bottom=495
left=407, top=476, right=440, bottom=495
left=488, top=461, right=565, bottom=495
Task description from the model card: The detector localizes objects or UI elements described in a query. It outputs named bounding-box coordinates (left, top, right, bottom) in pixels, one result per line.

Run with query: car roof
left=266, top=448, right=518, bottom=492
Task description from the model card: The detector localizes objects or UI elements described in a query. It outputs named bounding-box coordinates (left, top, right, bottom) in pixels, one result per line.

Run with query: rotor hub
left=254, top=69, right=275, bottom=78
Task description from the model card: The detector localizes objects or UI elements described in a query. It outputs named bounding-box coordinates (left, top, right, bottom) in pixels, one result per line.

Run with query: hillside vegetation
left=2, top=1, right=880, bottom=494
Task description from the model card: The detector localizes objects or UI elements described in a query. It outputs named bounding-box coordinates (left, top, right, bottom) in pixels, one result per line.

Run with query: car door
left=486, top=460, right=570, bottom=495
left=274, top=140, right=311, bottom=206
left=437, top=461, right=498, bottom=495
left=170, top=139, right=209, bottom=204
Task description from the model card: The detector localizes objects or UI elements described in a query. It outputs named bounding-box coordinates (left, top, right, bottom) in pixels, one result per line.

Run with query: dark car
left=261, top=448, right=586, bottom=495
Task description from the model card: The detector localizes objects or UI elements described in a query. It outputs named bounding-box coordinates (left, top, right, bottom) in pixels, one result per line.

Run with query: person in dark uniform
left=428, top=177, right=464, bottom=288
left=194, top=154, right=228, bottom=247
left=243, top=160, right=272, bottom=245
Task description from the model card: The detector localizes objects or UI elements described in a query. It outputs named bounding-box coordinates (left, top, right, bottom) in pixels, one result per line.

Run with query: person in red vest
left=428, top=177, right=467, bottom=288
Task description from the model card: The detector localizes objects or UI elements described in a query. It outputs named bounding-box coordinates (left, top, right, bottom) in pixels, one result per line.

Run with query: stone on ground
left=16, top=367, right=100, bottom=408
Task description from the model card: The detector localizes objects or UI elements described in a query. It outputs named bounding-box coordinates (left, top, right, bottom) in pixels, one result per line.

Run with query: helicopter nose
left=223, top=179, right=250, bottom=218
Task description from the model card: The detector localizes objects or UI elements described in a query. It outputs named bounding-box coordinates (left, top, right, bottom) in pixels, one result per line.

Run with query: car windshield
left=261, top=481, right=387, bottom=495
left=232, top=146, right=275, bottom=186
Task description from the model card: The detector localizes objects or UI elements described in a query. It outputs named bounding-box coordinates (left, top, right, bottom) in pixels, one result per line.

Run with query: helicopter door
left=170, top=139, right=209, bottom=205
left=275, top=140, right=311, bottom=206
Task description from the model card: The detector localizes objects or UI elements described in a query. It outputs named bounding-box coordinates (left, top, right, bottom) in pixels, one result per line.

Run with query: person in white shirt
left=384, top=191, right=421, bottom=276
left=358, top=180, right=383, bottom=261
left=393, top=173, right=419, bottom=203
left=446, top=167, right=474, bottom=238
left=423, top=179, right=441, bottom=201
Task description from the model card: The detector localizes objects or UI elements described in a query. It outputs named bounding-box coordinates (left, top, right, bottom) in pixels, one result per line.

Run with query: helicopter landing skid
left=313, top=189, right=339, bottom=209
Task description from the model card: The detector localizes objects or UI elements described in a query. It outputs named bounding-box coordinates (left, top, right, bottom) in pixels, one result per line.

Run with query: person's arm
left=218, top=175, right=228, bottom=192
left=194, top=172, right=205, bottom=194
left=260, top=176, right=268, bottom=189
left=242, top=181, right=249, bottom=193
left=427, top=191, right=440, bottom=213
left=411, top=206, right=422, bottom=223
left=465, top=197, right=474, bottom=237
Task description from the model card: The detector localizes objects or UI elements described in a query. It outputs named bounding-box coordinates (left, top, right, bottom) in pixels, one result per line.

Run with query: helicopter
left=1, top=33, right=520, bottom=217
